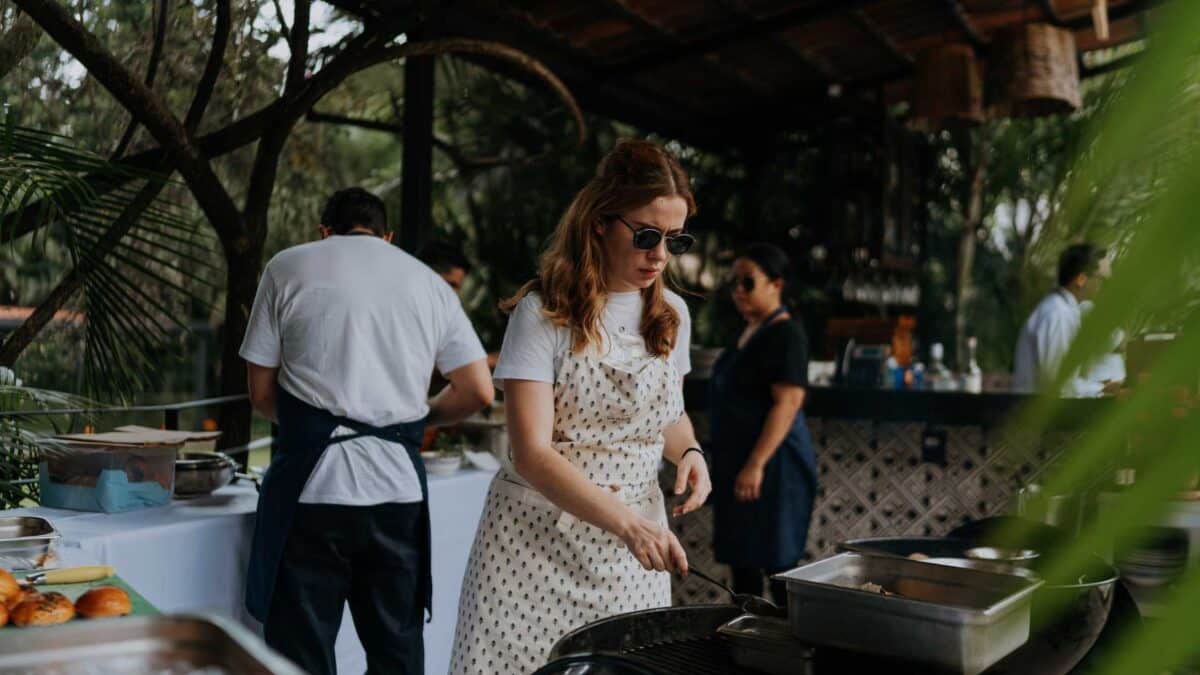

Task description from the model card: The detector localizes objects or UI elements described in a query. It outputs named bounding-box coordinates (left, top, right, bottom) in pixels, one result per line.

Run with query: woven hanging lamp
left=912, top=43, right=984, bottom=129
left=988, top=22, right=1081, bottom=117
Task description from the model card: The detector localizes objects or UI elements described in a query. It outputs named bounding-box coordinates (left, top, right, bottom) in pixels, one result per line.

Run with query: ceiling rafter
left=939, top=0, right=987, bottom=48
left=850, top=9, right=914, bottom=68
left=597, top=0, right=774, bottom=96
left=601, top=0, right=881, bottom=77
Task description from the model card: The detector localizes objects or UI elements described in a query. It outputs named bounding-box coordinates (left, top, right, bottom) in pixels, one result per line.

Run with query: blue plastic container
left=38, top=443, right=178, bottom=513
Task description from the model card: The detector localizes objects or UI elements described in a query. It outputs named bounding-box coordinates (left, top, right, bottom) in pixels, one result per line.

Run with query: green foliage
left=0, top=374, right=95, bottom=509
left=995, top=3, right=1200, bottom=672
left=0, top=122, right=216, bottom=401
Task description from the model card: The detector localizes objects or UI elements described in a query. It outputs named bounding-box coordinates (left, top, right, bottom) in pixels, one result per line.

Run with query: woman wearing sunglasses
left=709, top=243, right=817, bottom=605
left=450, top=139, right=711, bottom=674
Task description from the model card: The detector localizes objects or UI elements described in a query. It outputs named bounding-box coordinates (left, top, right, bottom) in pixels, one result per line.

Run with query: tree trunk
left=953, top=130, right=989, bottom=371
left=0, top=11, right=42, bottom=79
left=216, top=240, right=264, bottom=465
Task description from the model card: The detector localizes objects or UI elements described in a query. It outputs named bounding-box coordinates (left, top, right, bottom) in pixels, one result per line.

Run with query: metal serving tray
left=0, top=614, right=304, bottom=675
left=0, top=516, right=59, bottom=570
left=775, top=552, right=1042, bottom=675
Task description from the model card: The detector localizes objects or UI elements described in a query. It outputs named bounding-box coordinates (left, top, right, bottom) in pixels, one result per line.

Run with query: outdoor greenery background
left=0, top=0, right=1129, bottom=394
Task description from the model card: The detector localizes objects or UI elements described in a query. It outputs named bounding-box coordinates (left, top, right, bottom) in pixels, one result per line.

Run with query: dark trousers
left=731, top=565, right=791, bottom=607
left=264, top=502, right=425, bottom=675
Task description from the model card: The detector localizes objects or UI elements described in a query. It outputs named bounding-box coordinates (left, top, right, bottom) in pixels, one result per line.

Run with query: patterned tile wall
left=664, top=418, right=1078, bottom=605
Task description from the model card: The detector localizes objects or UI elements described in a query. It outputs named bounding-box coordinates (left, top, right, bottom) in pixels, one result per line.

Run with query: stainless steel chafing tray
left=775, top=552, right=1043, bottom=675
left=0, top=516, right=59, bottom=570
left=0, top=614, right=304, bottom=675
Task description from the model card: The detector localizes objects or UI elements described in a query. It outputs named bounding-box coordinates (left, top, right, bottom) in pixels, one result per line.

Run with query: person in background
left=240, top=188, right=494, bottom=675
left=419, top=240, right=500, bottom=371
left=708, top=242, right=816, bottom=605
left=418, top=240, right=473, bottom=292
left=1013, top=243, right=1114, bottom=397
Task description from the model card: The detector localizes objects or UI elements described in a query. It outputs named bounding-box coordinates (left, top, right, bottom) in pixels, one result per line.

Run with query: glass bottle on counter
left=962, top=336, right=983, bottom=394
left=928, top=342, right=959, bottom=391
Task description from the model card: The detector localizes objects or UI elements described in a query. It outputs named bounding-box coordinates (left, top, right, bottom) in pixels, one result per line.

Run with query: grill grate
left=620, top=636, right=755, bottom=675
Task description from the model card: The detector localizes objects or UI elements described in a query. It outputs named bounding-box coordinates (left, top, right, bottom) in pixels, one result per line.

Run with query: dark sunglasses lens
left=632, top=228, right=663, bottom=250
left=666, top=234, right=695, bottom=255
left=738, top=277, right=754, bottom=292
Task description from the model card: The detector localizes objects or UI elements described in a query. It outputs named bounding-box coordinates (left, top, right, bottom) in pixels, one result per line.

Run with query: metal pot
left=173, top=451, right=238, bottom=498
left=985, top=554, right=1118, bottom=674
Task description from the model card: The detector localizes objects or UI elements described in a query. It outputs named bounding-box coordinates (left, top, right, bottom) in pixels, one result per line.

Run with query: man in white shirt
left=1013, top=243, right=1112, bottom=397
left=240, top=188, right=493, bottom=675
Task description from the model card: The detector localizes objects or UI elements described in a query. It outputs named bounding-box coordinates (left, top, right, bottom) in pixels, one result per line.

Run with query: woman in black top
left=709, top=243, right=817, bottom=603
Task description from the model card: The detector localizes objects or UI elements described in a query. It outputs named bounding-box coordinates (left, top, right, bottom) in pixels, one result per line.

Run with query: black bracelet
left=681, top=447, right=704, bottom=461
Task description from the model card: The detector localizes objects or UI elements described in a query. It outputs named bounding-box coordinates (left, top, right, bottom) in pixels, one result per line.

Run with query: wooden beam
left=939, top=0, right=987, bottom=48
left=603, top=0, right=881, bottom=77
left=1037, top=0, right=1064, bottom=23
left=705, top=0, right=842, bottom=82
left=434, top=4, right=730, bottom=149
left=851, top=9, right=914, bottom=68
left=597, top=0, right=772, bottom=96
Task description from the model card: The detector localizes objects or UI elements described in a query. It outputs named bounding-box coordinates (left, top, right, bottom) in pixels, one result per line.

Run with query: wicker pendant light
left=912, top=43, right=984, bottom=130
left=988, top=22, right=1081, bottom=117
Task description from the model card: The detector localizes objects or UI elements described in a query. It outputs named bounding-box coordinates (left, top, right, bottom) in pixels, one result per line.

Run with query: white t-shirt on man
left=493, top=289, right=692, bottom=388
left=239, top=235, right=486, bottom=505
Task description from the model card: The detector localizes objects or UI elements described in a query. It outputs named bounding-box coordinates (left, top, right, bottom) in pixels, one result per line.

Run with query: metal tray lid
left=0, top=516, right=59, bottom=542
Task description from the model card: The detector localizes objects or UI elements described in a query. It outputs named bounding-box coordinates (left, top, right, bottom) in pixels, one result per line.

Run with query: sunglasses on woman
left=731, top=275, right=756, bottom=292
left=613, top=215, right=696, bottom=255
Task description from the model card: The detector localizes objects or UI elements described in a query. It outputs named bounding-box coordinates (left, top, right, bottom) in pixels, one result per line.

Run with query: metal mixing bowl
left=173, top=451, right=237, bottom=498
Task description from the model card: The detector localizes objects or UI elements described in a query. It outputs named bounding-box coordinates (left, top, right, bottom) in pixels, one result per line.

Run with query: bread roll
left=10, top=591, right=75, bottom=627
left=5, top=585, right=37, bottom=612
left=0, top=601, right=7, bottom=628
left=75, top=586, right=132, bottom=619
left=0, top=569, right=19, bottom=606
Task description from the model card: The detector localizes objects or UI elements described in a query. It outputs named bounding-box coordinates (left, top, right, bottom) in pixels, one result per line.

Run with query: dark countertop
left=683, top=379, right=1110, bottom=429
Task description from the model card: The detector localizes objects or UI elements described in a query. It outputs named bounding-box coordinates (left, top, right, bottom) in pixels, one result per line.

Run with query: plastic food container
left=38, top=440, right=181, bottom=513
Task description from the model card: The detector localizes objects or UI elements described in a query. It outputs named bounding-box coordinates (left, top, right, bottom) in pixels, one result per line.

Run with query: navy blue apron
left=245, top=386, right=431, bottom=623
left=709, top=307, right=818, bottom=569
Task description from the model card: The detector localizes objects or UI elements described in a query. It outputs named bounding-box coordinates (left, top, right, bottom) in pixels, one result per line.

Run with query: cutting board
left=3, top=575, right=158, bottom=629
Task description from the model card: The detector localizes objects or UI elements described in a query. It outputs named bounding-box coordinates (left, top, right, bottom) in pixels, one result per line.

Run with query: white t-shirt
left=493, top=289, right=691, bottom=388
left=1012, top=289, right=1103, bottom=398
left=239, top=235, right=487, bottom=505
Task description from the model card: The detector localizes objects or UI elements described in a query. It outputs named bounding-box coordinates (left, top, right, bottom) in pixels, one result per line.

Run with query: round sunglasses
left=731, top=275, right=757, bottom=292
left=613, top=215, right=695, bottom=255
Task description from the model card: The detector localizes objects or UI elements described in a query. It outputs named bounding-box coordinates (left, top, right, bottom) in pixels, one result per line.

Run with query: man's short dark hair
left=418, top=240, right=472, bottom=275
left=321, top=187, right=387, bottom=235
left=1057, top=243, right=1105, bottom=287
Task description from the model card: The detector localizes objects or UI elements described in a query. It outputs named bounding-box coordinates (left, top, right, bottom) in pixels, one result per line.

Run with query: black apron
left=245, top=386, right=431, bottom=623
left=709, top=307, right=818, bottom=569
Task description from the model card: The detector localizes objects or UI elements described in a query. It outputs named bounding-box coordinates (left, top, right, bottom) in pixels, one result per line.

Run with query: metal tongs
left=686, top=567, right=787, bottom=618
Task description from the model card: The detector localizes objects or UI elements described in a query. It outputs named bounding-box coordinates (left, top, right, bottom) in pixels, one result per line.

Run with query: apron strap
left=247, top=387, right=433, bottom=623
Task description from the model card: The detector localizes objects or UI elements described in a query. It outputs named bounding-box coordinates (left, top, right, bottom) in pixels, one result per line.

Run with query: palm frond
left=998, top=2, right=1200, bottom=672
left=1, top=124, right=219, bottom=401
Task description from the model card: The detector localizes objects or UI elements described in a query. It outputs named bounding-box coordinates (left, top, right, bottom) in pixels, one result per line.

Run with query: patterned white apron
left=449, top=342, right=684, bottom=674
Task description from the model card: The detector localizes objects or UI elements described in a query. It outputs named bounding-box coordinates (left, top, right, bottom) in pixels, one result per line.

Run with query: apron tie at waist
left=245, top=387, right=431, bottom=623
left=492, top=472, right=661, bottom=533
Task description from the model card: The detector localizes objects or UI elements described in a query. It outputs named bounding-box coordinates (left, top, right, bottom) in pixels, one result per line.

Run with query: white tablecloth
left=6, top=467, right=496, bottom=675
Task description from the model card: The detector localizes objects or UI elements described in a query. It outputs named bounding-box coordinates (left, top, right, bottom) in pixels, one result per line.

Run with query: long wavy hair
left=502, top=139, right=696, bottom=358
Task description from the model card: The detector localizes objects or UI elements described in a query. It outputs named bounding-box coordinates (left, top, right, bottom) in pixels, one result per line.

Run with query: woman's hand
left=618, top=515, right=689, bottom=574
left=672, top=451, right=712, bottom=516
left=734, top=462, right=765, bottom=501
